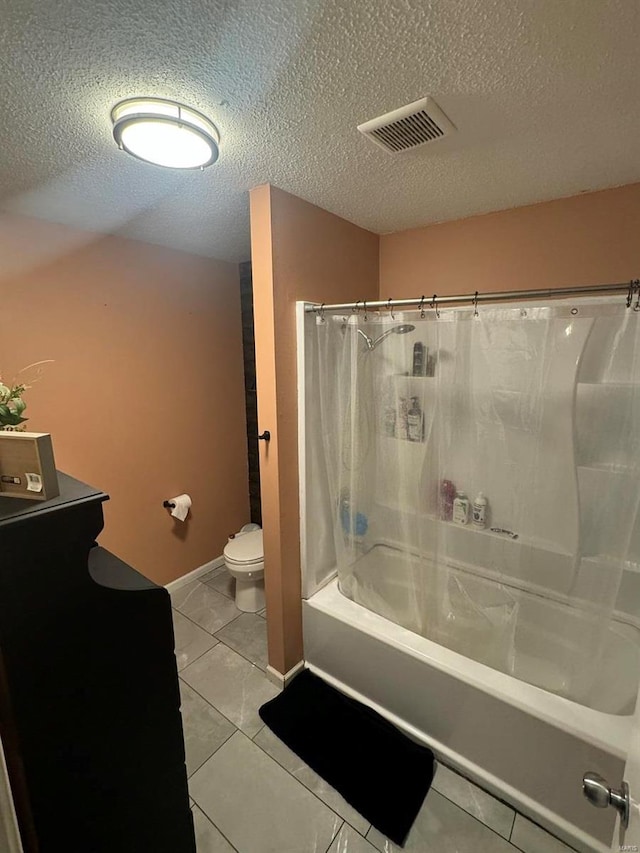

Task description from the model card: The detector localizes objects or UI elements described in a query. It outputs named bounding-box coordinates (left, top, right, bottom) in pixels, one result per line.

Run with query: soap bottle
left=439, top=480, right=456, bottom=521
left=407, top=396, right=423, bottom=442
left=472, top=492, right=487, bottom=529
left=412, top=343, right=426, bottom=376
left=452, top=491, right=470, bottom=525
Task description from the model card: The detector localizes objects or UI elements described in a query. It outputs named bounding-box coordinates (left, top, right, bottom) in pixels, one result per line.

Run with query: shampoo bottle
left=472, top=492, right=487, bottom=529
left=453, top=491, right=470, bottom=525
left=439, top=480, right=456, bottom=521
left=407, top=396, right=423, bottom=442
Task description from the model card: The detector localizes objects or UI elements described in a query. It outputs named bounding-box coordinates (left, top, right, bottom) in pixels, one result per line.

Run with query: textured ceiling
left=0, top=0, right=639, bottom=261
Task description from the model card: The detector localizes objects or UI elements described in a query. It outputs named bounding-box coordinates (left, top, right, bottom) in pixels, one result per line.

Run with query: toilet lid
left=224, top=529, right=263, bottom=563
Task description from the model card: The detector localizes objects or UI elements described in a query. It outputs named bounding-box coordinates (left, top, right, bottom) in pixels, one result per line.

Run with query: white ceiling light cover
left=111, top=98, right=220, bottom=170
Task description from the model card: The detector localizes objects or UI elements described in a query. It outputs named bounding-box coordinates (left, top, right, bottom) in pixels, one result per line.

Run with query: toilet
left=223, top=524, right=265, bottom=612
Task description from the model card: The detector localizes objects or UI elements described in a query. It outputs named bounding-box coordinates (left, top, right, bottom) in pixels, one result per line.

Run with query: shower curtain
left=312, top=298, right=640, bottom=707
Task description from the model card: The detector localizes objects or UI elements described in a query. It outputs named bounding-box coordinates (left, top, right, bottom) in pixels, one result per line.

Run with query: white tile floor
left=172, top=569, right=578, bottom=853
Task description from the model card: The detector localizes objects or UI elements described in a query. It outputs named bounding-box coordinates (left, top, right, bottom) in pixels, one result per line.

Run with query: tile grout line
left=431, top=790, right=524, bottom=850
left=173, top=580, right=240, bottom=619
left=185, top=724, right=237, bottom=781
left=249, top=727, right=357, bottom=835
left=178, top=675, right=243, bottom=741
left=431, top=786, right=514, bottom=842
left=436, top=758, right=518, bottom=812
left=212, top=628, right=268, bottom=672
left=323, top=819, right=344, bottom=853
left=173, top=602, right=242, bottom=641
left=202, top=570, right=268, bottom=618
left=436, top=764, right=576, bottom=850
left=178, top=617, right=268, bottom=674
left=192, top=803, right=241, bottom=853
left=508, top=809, right=516, bottom=842
left=172, top=608, right=222, bottom=672
left=177, top=642, right=219, bottom=674
left=201, top=570, right=235, bottom=599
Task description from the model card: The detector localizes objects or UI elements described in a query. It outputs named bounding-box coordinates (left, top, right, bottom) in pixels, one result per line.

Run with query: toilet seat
left=224, top=555, right=263, bottom=568
left=223, top=529, right=263, bottom=565
left=223, top=528, right=265, bottom=612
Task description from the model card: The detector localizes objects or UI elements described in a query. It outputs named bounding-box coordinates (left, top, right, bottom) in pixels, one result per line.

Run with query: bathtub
left=303, top=562, right=635, bottom=853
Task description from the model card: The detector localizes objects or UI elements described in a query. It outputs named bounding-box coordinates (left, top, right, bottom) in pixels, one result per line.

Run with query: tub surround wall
left=0, top=214, right=249, bottom=586
left=250, top=184, right=379, bottom=675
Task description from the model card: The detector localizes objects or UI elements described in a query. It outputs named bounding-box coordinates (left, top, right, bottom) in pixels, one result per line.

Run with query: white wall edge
left=164, top=555, right=225, bottom=593
left=306, top=662, right=609, bottom=853
left=266, top=660, right=305, bottom=690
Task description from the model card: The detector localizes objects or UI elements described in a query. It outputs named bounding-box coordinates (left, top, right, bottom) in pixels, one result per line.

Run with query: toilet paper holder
left=162, top=500, right=175, bottom=509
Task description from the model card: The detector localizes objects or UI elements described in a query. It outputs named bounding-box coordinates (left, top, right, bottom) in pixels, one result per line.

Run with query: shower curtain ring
left=353, top=300, right=360, bottom=314
left=473, top=291, right=479, bottom=317
left=419, top=295, right=426, bottom=318
left=387, top=297, right=394, bottom=319
left=363, top=300, right=368, bottom=320
left=634, top=281, right=640, bottom=312
left=431, top=294, right=440, bottom=319
left=319, top=303, right=325, bottom=321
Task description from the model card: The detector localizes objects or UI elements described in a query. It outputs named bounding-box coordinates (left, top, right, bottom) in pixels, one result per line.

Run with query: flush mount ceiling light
left=111, top=98, right=219, bottom=170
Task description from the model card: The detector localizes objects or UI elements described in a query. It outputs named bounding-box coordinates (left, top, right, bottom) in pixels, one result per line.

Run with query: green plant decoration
left=0, top=361, right=54, bottom=431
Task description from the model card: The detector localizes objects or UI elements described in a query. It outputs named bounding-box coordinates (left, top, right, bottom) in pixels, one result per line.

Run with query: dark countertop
left=0, top=472, right=108, bottom=527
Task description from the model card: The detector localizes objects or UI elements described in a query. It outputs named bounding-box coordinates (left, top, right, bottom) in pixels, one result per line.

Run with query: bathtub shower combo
left=297, top=291, right=640, bottom=851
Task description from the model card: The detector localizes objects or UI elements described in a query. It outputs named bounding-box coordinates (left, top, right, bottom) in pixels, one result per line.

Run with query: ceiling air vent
left=357, top=97, right=455, bottom=153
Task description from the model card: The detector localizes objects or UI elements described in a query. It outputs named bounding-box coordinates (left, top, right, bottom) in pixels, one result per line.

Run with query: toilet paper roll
left=167, top=494, right=192, bottom=522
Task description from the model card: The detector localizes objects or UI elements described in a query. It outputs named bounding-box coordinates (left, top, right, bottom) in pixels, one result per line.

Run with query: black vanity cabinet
left=0, top=473, right=196, bottom=853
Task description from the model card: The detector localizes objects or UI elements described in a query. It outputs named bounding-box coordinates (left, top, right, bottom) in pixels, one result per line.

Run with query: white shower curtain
left=312, top=298, right=640, bottom=709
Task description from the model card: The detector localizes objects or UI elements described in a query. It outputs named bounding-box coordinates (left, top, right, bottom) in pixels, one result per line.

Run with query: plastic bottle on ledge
left=407, top=397, right=423, bottom=442
left=453, top=491, right=470, bottom=525
left=472, top=492, right=487, bottom=529
left=439, top=480, right=456, bottom=521
left=339, top=491, right=369, bottom=539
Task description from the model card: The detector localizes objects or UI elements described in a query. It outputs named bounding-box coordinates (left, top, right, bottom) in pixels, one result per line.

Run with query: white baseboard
left=164, top=555, right=225, bottom=593
left=266, top=660, right=305, bottom=690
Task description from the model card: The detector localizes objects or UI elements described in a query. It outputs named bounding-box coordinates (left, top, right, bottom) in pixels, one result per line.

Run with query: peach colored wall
left=250, top=185, right=379, bottom=675
left=0, top=214, right=249, bottom=585
left=380, top=183, right=640, bottom=298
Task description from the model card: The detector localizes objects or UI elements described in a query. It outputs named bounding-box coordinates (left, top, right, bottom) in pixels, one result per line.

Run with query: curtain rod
left=304, top=280, right=640, bottom=313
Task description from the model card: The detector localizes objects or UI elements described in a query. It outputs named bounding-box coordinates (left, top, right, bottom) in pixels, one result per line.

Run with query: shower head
left=365, top=323, right=416, bottom=351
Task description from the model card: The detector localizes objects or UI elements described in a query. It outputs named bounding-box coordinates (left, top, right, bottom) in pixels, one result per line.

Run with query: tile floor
left=172, top=569, right=578, bottom=853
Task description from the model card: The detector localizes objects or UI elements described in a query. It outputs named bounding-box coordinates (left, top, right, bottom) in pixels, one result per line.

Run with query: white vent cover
left=357, top=97, right=455, bottom=153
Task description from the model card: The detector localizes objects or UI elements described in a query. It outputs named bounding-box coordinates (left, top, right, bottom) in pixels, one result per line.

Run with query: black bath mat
left=258, top=669, right=434, bottom=846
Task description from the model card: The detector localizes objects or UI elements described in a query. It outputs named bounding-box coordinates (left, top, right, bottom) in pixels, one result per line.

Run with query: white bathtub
left=341, top=542, right=640, bottom=716
left=303, top=575, right=632, bottom=853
